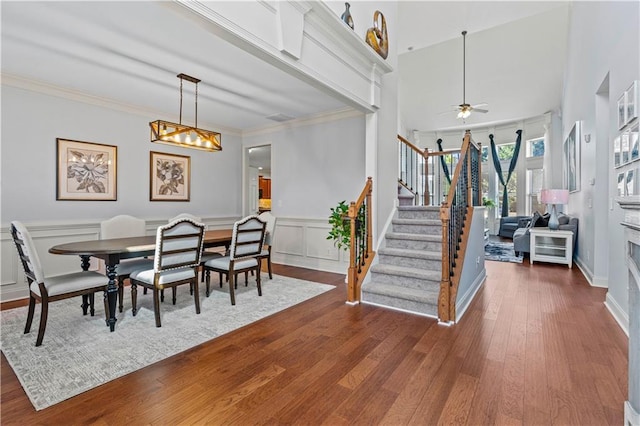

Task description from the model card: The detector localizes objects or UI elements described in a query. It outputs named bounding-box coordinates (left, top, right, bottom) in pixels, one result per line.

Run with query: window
left=497, top=143, right=517, bottom=216
left=527, top=137, right=545, bottom=158
left=526, top=168, right=546, bottom=214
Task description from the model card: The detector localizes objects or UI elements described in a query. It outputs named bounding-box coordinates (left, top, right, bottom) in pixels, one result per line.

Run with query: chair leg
left=24, top=295, right=36, bottom=334
left=193, top=280, right=201, bottom=315
left=131, top=282, right=138, bottom=316
left=81, top=294, right=89, bottom=315
left=219, top=272, right=223, bottom=288
left=118, top=278, right=124, bottom=313
left=89, top=293, right=95, bottom=316
left=152, top=288, right=162, bottom=327
left=172, top=287, right=177, bottom=305
left=256, top=261, right=262, bottom=297
left=161, top=289, right=164, bottom=303
left=205, top=269, right=211, bottom=297
left=244, top=271, right=248, bottom=287
left=229, top=272, right=236, bottom=305
left=267, top=255, right=273, bottom=280
left=35, top=297, right=49, bottom=347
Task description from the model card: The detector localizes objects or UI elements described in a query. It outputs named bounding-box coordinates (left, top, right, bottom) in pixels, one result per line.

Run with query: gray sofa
left=513, top=213, right=578, bottom=256
left=498, top=215, right=532, bottom=239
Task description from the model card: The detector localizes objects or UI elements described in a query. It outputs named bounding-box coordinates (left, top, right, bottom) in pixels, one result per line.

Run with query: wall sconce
left=150, top=73, right=222, bottom=152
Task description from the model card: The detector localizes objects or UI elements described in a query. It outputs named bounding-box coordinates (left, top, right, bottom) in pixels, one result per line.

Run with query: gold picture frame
left=56, top=138, right=117, bottom=201
left=150, top=151, right=191, bottom=201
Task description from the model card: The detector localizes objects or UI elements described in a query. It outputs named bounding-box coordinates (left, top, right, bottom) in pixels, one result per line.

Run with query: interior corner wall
left=562, top=1, right=639, bottom=317
left=0, top=85, right=243, bottom=224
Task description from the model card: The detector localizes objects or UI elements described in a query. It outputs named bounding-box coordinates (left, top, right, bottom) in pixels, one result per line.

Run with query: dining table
left=49, top=229, right=232, bottom=332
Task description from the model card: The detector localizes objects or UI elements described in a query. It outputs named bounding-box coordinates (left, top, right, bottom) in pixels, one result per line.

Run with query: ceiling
left=1, top=1, right=570, bottom=135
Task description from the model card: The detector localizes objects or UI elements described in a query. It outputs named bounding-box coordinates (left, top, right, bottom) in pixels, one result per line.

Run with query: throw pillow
left=536, top=213, right=550, bottom=227
left=529, top=211, right=541, bottom=228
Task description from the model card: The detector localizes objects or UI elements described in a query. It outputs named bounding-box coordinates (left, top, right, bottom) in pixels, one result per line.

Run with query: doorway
left=244, top=144, right=272, bottom=216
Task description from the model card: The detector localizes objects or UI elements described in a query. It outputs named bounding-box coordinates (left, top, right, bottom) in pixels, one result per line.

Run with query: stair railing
left=397, top=135, right=462, bottom=206
left=347, top=177, right=375, bottom=303
left=438, top=130, right=481, bottom=322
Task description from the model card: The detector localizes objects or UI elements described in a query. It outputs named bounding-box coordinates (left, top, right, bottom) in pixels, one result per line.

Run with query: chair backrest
left=10, top=221, right=45, bottom=285
left=101, top=215, right=146, bottom=239
left=154, top=218, right=205, bottom=273
left=257, top=212, right=277, bottom=246
left=230, top=216, right=266, bottom=261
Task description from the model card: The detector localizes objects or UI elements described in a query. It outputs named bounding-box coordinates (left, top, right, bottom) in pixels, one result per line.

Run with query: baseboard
left=360, top=300, right=439, bottom=320
left=604, top=292, right=629, bottom=336
left=573, top=257, right=608, bottom=288
left=455, top=268, right=487, bottom=322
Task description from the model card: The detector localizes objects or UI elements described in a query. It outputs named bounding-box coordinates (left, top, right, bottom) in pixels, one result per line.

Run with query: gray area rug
left=484, top=240, right=523, bottom=263
left=0, top=274, right=334, bottom=411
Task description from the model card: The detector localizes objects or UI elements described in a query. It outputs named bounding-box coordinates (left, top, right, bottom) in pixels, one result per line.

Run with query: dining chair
left=129, top=218, right=205, bottom=327
left=168, top=213, right=222, bottom=283
left=257, top=211, right=277, bottom=279
left=10, top=221, right=108, bottom=347
left=203, top=215, right=266, bottom=305
left=100, top=215, right=153, bottom=313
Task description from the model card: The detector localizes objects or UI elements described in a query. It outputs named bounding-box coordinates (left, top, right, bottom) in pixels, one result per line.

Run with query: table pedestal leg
left=80, top=255, right=91, bottom=315
left=105, top=264, right=118, bottom=331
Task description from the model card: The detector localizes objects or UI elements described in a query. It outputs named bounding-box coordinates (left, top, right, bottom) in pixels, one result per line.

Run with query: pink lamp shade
left=540, top=189, right=569, bottom=205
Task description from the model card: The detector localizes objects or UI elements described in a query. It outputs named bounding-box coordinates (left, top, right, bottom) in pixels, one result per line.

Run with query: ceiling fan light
left=457, top=110, right=464, bottom=119
left=462, top=110, right=471, bottom=119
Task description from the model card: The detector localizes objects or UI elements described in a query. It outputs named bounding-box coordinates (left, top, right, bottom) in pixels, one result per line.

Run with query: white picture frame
left=630, top=123, right=639, bottom=163
left=614, top=136, right=621, bottom=168
left=621, top=130, right=630, bottom=165
left=626, top=80, right=638, bottom=125
left=618, top=92, right=627, bottom=130
left=626, top=169, right=636, bottom=196
left=617, top=172, right=625, bottom=196
left=563, top=121, right=580, bottom=193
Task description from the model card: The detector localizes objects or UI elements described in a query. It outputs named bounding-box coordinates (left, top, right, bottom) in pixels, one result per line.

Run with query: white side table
left=529, top=227, right=574, bottom=268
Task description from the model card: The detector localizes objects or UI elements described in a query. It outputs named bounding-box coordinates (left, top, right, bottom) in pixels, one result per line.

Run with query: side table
left=529, top=227, right=574, bottom=268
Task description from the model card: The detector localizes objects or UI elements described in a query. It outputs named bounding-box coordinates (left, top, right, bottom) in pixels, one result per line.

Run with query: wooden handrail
left=347, top=177, right=375, bottom=303
left=397, top=135, right=424, bottom=155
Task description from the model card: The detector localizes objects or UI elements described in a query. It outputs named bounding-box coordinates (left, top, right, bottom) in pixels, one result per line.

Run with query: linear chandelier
left=150, top=73, right=222, bottom=152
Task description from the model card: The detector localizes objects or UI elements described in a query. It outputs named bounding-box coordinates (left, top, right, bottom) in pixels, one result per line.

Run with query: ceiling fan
left=448, top=30, right=488, bottom=119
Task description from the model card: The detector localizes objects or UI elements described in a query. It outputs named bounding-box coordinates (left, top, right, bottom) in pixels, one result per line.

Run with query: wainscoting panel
left=272, top=218, right=348, bottom=274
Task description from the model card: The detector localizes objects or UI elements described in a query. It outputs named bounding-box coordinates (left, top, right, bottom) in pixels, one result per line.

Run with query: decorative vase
left=365, top=10, right=388, bottom=59
left=341, top=2, right=354, bottom=30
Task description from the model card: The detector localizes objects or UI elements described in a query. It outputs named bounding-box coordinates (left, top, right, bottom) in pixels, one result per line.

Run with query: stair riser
left=392, top=223, right=441, bottom=234
left=370, top=271, right=441, bottom=291
left=379, top=254, right=442, bottom=271
left=397, top=210, right=440, bottom=221
left=361, top=291, right=438, bottom=317
left=385, top=238, right=442, bottom=251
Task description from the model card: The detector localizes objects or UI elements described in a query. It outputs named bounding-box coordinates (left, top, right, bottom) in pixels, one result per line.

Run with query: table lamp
left=540, top=189, right=569, bottom=231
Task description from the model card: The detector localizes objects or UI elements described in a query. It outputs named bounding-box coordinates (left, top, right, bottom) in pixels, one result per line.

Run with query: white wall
left=562, top=1, right=639, bottom=322
left=1, top=85, right=243, bottom=223
left=242, top=113, right=365, bottom=273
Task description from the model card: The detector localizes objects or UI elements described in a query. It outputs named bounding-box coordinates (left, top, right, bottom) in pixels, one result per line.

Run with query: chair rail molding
left=171, top=0, right=392, bottom=112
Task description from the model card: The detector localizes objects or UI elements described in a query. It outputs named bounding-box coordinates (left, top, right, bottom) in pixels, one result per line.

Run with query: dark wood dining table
left=49, top=229, right=232, bottom=332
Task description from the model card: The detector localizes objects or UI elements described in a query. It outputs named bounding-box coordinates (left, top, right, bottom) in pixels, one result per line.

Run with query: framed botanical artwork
left=618, top=92, right=627, bottom=130
left=150, top=151, right=190, bottom=201
left=614, top=136, right=621, bottom=167
left=563, top=121, right=580, bottom=193
left=56, top=138, right=117, bottom=201
left=626, top=80, right=638, bottom=125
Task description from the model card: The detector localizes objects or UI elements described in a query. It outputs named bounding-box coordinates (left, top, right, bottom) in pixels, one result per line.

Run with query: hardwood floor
left=0, top=261, right=628, bottom=425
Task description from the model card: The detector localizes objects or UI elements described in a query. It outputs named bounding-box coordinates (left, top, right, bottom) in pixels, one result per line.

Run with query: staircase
left=361, top=205, right=442, bottom=317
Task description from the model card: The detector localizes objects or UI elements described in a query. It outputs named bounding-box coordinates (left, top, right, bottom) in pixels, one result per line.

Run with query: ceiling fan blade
left=472, top=108, right=489, bottom=114
left=438, top=109, right=458, bottom=116
left=470, top=103, right=488, bottom=108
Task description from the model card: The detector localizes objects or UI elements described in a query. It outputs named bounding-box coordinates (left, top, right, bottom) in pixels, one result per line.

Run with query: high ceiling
left=1, top=1, right=570, bottom=134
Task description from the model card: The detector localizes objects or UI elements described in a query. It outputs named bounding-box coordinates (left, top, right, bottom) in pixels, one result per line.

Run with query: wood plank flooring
left=0, top=261, right=628, bottom=425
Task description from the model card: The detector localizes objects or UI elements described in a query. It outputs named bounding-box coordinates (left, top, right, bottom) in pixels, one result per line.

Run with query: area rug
left=484, top=240, right=523, bottom=263
left=0, top=274, right=334, bottom=411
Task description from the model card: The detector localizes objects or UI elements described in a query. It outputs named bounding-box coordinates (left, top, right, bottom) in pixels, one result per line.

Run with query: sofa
left=513, top=212, right=578, bottom=256
left=498, top=215, right=532, bottom=239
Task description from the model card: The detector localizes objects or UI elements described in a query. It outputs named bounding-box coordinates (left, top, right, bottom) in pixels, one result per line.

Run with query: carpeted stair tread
left=364, top=281, right=440, bottom=299
left=386, top=232, right=441, bottom=242
left=397, top=206, right=440, bottom=212
left=378, top=247, right=441, bottom=259
left=393, top=218, right=440, bottom=226
left=371, top=263, right=441, bottom=281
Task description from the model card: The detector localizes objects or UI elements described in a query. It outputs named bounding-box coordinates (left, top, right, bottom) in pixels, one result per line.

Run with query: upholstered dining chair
left=257, top=211, right=277, bottom=279
left=128, top=218, right=205, bottom=327
left=168, top=213, right=223, bottom=283
left=10, top=221, right=108, bottom=346
left=203, top=215, right=266, bottom=305
left=100, top=215, right=153, bottom=313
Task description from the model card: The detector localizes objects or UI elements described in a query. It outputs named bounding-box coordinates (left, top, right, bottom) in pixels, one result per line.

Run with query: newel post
left=347, top=201, right=357, bottom=303
left=438, top=203, right=451, bottom=322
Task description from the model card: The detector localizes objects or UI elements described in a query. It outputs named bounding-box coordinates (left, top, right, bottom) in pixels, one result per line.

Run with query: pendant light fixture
left=150, top=73, right=222, bottom=152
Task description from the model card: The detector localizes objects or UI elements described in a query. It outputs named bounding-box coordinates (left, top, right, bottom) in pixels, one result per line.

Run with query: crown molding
left=241, top=107, right=363, bottom=137
left=1, top=73, right=243, bottom=136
